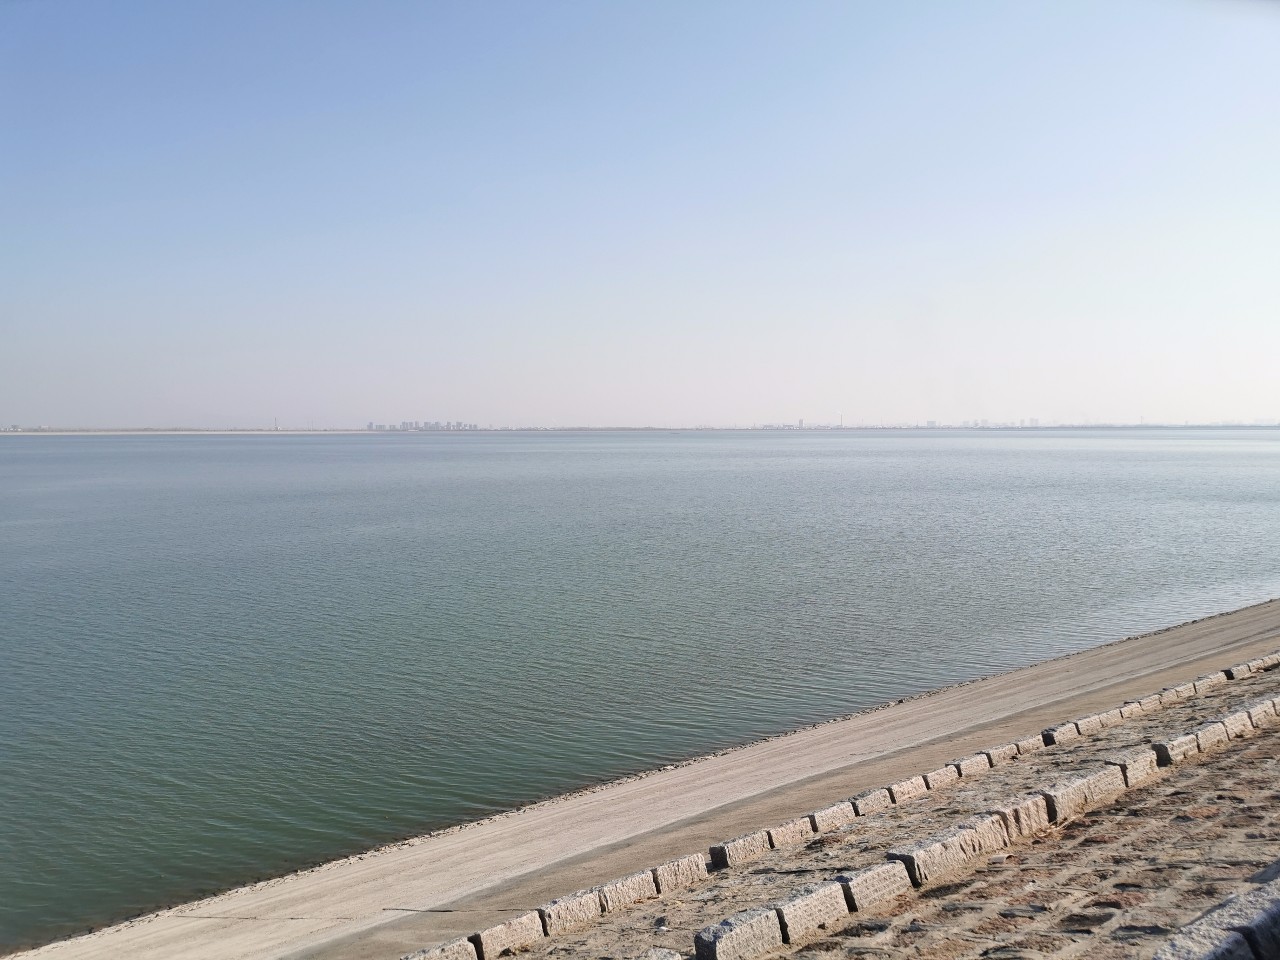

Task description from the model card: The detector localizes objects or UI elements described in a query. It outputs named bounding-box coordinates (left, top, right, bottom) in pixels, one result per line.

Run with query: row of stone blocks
left=691, top=689, right=1280, bottom=960
left=709, top=743, right=1045, bottom=872
left=1038, top=651, right=1279, bottom=747
left=403, top=652, right=1279, bottom=960
left=404, top=854, right=708, bottom=960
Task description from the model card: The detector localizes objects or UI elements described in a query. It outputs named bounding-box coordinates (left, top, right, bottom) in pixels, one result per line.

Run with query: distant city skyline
left=4, top=1, right=1279, bottom=429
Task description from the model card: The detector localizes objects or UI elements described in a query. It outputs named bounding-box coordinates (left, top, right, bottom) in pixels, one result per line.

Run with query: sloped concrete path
left=15, top=600, right=1280, bottom=960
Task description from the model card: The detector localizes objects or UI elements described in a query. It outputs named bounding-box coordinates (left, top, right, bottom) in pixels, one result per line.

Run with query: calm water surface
left=2, top=429, right=1278, bottom=949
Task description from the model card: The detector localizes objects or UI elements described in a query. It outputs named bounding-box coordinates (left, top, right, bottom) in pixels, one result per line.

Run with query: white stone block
left=983, top=743, right=1019, bottom=766
left=538, top=889, right=602, bottom=936
left=952, top=754, right=992, bottom=778
left=808, top=801, right=856, bottom=833
left=1096, top=708, right=1125, bottom=728
left=851, top=788, right=891, bottom=816
left=651, top=854, right=708, bottom=894
left=1073, top=714, right=1104, bottom=736
left=767, top=817, right=813, bottom=849
left=596, top=870, right=657, bottom=912
left=773, top=882, right=848, bottom=943
left=1224, top=663, right=1253, bottom=680
left=1016, top=735, right=1046, bottom=755
left=709, top=830, right=771, bottom=869
left=1194, top=673, right=1228, bottom=695
left=1037, top=765, right=1126, bottom=822
left=1221, top=710, right=1254, bottom=739
left=471, top=912, right=545, bottom=960
left=1042, top=723, right=1079, bottom=745
left=986, top=794, right=1051, bottom=841
left=1194, top=721, right=1230, bottom=753
left=835, top=861, right=913, bottom=910
left=922, top=765, right=959, bottom=790
left=959, top=813, right=1010, bottom=853
left=1247, top=700, right=1277, bottom=728
left=694, top=908, right=784, bottom=960
left=887, top=824, right=986, bottom=887
left=887, top=776, right=927, bottom=804
left=1105, top=748, right=1160, bottom=788
left=1154, top=734, right=1200, bottom=766
left=403, top=937, right=478, bottom=960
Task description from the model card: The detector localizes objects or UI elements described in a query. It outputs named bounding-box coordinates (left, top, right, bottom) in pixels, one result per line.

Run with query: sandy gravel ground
left=11, top=599, right=1280, bottom=960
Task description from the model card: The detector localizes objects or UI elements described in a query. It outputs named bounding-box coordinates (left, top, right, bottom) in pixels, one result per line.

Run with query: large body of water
left=2, top=429, right=1279, bottom=950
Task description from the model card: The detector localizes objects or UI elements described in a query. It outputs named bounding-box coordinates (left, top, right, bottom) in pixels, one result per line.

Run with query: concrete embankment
left=402, top=650, right=1280, bottom=960
left=15, top=599, right=1280, bottom=960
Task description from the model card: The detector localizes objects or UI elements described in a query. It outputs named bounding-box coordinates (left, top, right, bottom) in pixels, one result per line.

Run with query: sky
left=3, top=0, right=1279, bottom=429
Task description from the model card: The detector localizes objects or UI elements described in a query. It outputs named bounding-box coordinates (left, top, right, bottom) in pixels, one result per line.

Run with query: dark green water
left=2, top=429, right=1278, bottom=950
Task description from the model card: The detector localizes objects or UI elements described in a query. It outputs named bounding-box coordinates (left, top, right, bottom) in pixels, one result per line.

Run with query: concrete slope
left=15, top=599, right=1280, bottom=960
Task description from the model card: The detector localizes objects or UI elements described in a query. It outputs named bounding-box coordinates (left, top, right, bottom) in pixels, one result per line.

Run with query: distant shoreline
left=3, top=423, right=1278, bottom=436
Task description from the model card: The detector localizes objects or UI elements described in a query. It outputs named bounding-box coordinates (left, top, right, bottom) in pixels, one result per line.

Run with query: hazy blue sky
left=3, top=1, right=1278, bottom=428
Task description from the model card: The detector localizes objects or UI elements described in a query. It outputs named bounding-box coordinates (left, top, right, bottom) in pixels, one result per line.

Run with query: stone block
left=709, top=830, right=771, bottom=869
left=959, top=813, right=1010, bottom=853
left=538, top=889, right=602, bottom=936
left=404, top=937, right=478, bottom=960
left=851, top=788, right=891, bottom=816
left=808, top=801, right=856, bottom=833
left=1194, top=672, right=1228, bottom=695
left=1037, top=765, right=1126, bottom=823
left=1224, top=663, right=1253, bottom=680
left=694, top=908, right=784, bottom=960
left=983, top=743, right=1019, bottom=766
left=887, top=776, right=927, bottom=804
left=1096, top=707, right=1125, bottom=727
left=1247, top=700, right=1277, bottom=728
left=767, top=817, right=814, bottom=849
left=1120, top=702, right=1146, bottom=719
left=887, top=824, right=987, bottom=887
left=596, top=870, right=658, bottom=912
left=1085, top=763, right=1128, bottom=806
left=1246, top=657, right=1269, bottom=673
left=1194, top=721, right=1230, bottom=753
left=1073, top=714, right=1104, bottom=736
left=1042, top=723, right=1079, bottom=745
left=772, top=882, right=849, bottom=943
left=835, top=861, right=913, bottom=911
left=1152, top=928, right=1255, bottom=960
left=986, top=794, right=1051, bottom=841
left=1139, top=694, right=1165, bottom=712
left=1221, top=711, right=1254, bottom=740
left=923, top=765, right=959, bottom=790
left=1016, top=736, right=1046, bottom=756
left=651, top=854, right=708, bottom=895
left=952, top=754, right=993, bottom=778
left=1105, top=747, right=1160, bottom=788
left=470, top=912, right=545, bottom=960
left=1154, top=734, right=1200, bottom=766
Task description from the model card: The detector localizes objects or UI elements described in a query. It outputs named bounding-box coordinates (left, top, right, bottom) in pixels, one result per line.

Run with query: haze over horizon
left=4, top=1, right=1279, bottom=430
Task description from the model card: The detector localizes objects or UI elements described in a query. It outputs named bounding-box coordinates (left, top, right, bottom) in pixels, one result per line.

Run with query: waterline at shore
left=15, top=597, right=1280, bottom=960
